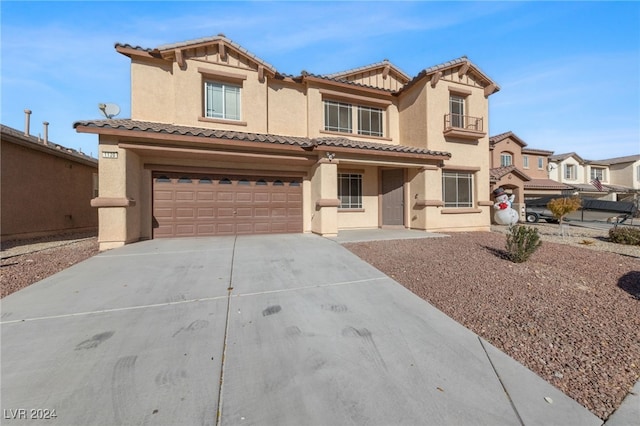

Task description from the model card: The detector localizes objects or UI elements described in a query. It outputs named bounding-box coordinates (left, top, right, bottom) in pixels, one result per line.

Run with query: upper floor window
left=538, top=157, right=544, bottom=170
left=637, top=165, right=640, bottom=181
left=590, top=168, right=606, bottom=181
left=564, top=164, right=577, bottom=180
left=500, top=153, right=513, bottom=167
left=357, top=106, right=383, bottom=137
left=442, top=171, right=473, bottom=208
left=324, top=101, right=352, bottom=133
left=204, top=81, right=241, bottom=120
left=324, top=100, right=384, bottom=137
left=449, top=95, right=465, bottom=128
left=523, top=155, right=529, bottom=168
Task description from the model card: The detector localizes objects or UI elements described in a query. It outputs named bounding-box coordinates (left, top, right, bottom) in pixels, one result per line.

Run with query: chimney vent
left=24, top=109, right=32, bottom=136
left=43, top=121, right=49, bottom=145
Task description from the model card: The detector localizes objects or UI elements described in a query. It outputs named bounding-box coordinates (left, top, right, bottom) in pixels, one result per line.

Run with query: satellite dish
left=546, top=163, right=557, bottom=172
left=98, top=103, right=120, bottom=119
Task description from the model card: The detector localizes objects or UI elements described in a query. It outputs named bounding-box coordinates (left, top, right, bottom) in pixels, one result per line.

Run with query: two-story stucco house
left=74, top=34, right=500, bottom=251
left=549, top=153, right=640, bottom=201
left=489, top=131, right=570, bottom=220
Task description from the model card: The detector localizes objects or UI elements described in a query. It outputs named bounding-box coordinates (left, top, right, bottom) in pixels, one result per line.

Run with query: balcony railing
left=443, top=113, right=485, bottom=140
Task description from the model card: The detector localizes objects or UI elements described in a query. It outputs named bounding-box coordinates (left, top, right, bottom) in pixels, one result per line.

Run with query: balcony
left=443, top=114, right=486, bottom=140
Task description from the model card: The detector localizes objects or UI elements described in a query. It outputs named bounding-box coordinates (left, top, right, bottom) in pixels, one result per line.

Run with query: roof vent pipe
left=43, top=121, right=49, bottom=145
left=24, top=109, right=32, bottom=136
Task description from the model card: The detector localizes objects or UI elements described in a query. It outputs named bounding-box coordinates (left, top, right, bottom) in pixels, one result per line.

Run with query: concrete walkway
left=1, top=233, right=604, bottom=425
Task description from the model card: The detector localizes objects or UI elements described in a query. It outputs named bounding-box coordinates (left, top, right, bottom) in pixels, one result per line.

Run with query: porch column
left=310, top=158, right=339, bottom=236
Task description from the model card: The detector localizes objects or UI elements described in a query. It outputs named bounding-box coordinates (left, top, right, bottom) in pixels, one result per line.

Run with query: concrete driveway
left=1, top=234, right=601, bottom=425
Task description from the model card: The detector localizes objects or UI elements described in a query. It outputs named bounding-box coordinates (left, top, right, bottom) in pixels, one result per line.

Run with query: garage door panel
left=176, top=191, right=195, bottom=201
left=254, top=208, right=270, bottom=218
left=175, top=224, right=196, bottom=236
left=217, top=208, right=235, bottom=218
left=153, top=173, right=302, bottom=238
left=254, top=192, right=269, bottom=202
left=154, top=208, right=174, bottom=218
left=217, top=192, right=235, bottom=202
left=197, top=208, right=215, bottom=218
left=236, top=192, right=253, bottom=202
left=176, top=208, right=195, bottom=219
left=154, top=190, right=173, bottom=201
left=197, top=191, right=215, bottom=201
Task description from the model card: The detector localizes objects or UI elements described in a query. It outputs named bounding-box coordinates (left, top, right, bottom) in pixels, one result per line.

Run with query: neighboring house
left=489, top=131, right=570, bottom=221
left=586, top=155, right=640, bottom=202
left=1, top=115, right=98, bottom=241
left=549, top=153, right=640, bottom=201
left=74, top=34, right=501, bottom=251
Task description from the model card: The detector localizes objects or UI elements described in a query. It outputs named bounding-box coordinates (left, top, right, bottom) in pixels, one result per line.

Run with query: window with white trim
left=564, top=164, right=577, bottom=180
left=449, top=95, right=465, bottom=128
left=204, top=81, right=241, bottom=120
left=500, top=153, right=513, bottom=167
left=637, top=165, right=640, bottom=181
left=324, top=100, right=384, bottom=137
left=357, top=106, right=383, bottom=137
left=442, top=171, right=473, bottom=208
left=338, top=173, right=362, bottom=209
left=538, top=157, right=544, bottom=170
left=590, top=168, right=606, bottom=181
left=523, top=155, right=529, bottom=168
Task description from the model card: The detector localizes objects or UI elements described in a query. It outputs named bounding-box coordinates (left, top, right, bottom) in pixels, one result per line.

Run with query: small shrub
left=609, top=226, right=640, bottom=246
left=506, top=225, right=542, bottom=263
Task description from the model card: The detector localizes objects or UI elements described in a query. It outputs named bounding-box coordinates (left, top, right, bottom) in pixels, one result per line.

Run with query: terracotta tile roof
left=325, top=59, right=411, bottom=83
left=300, top=71, right=396, bottom=93
left=401, top=56, right=500, bottom=95
left=489, top=165, right=531, bottom=181
left=489, top=131, right=527, bottom=147
left=522, top=147, right=554, bottom=155
left=587, top=154, right=640, bottom=165
left=549, top=152, right=585, bottom=163
left=73, top=119, right=451, bottom=158
left=74, top=119, right=312, bottom=147
left=314, top=137, right=450, bottom=157
left=1, top=124, right=98, bottom=166
left=524, top=179, right=572, bottom=190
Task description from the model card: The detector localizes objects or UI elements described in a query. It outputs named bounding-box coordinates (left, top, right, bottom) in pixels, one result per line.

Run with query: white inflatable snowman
left=492, top=187, right=519, bottom=225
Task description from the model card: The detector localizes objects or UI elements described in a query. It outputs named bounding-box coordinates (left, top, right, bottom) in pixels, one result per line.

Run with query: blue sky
left=1, top=1, right=639, bottom=160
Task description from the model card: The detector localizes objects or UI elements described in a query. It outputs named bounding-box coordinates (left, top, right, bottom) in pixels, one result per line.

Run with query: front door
left=382, top=169, right=404, bottom=226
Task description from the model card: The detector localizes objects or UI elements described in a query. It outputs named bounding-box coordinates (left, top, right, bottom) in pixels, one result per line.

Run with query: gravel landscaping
left=2, top=224, right=638, bottom=420
left=345, top=224, right=639, bottom=421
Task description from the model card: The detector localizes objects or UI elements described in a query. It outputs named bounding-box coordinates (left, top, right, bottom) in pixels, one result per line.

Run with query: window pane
left=357, top=106, right=383, bottom=137
left=338, top=173, right=362, bottom=209
left=225, top=86, right=240, bottom=120
left=205, top=82, right=240, bottom=120
left=324, top=101, right=352, bottom=133
left=442, top=171, right=473, bottom=208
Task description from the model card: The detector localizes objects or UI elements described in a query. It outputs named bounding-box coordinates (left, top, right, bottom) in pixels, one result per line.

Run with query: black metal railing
left=444, top=113, right=483, bottom=132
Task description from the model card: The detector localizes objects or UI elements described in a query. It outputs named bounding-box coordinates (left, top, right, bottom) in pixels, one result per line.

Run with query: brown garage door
left=152, top=172, right=303, bottom=238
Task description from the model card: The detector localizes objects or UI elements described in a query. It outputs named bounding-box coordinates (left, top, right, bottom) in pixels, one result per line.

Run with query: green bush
left=609, top=226, right=640, bottom=246
left=506, top=225, right=542, bottom=263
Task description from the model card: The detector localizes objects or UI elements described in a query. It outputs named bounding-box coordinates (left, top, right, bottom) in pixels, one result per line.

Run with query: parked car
left=525, top=206, right=559, bottom=223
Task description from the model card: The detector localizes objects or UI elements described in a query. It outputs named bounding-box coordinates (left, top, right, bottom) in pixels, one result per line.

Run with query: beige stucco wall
left=609, top=160, right=640, bottom=190
left=1, top=140, right=98, bottom=240
left=131, top=58, right=174, bottom=123
left=336, top=165, right=379, bottom=229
